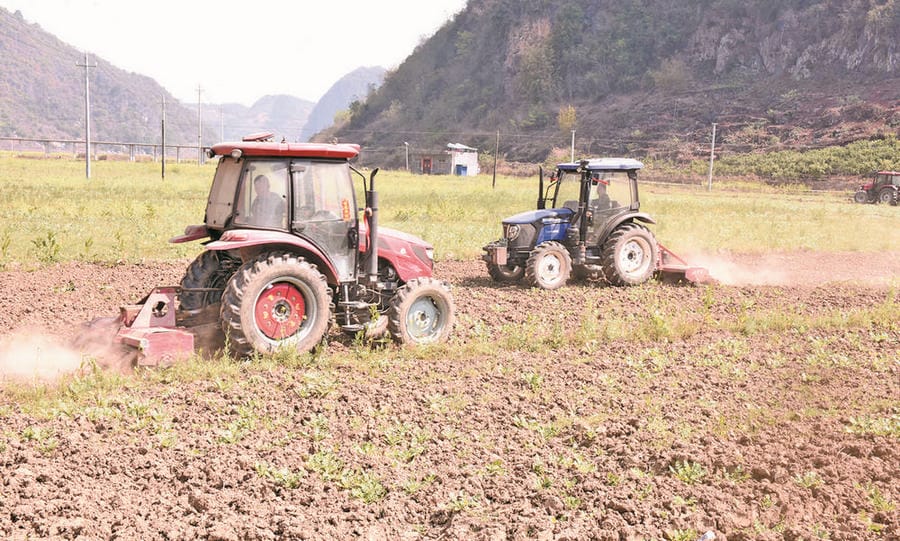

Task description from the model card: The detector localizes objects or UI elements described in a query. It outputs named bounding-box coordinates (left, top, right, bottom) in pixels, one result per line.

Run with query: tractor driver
left=250, top=174, right=286, bottom=227
left=591, top=173, right=612, bottom=210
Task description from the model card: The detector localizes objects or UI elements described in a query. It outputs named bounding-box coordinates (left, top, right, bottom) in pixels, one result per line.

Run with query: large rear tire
left=877, top=188, right=895, bottom=204
left=221, top=252, right=330, bottom=358
left=486, top=261, right=525, bottom=283
left=388, top=278, right=454, bottom=345
left=524, top=241, right=571, bottom=290
left=179, top=251, right=240, bottom=311
left=600, top=224, right=658, bottom=286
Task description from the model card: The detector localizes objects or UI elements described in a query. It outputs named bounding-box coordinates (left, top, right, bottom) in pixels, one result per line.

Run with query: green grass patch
left=1, top=155, right=898, bottom=267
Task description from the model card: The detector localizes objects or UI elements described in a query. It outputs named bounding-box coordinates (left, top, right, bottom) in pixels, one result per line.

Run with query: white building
left=446, top=143, right=480, bottom=176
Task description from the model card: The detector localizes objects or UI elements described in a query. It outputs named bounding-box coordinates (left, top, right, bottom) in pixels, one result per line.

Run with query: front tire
left=221, top=252, right=330, bottom=358
left=853, top=190, right=869, bottom=204
left=600, top=224, right=658, bottom=286
left=388, top=278, right=454, bottom=345
left=524, top=241, right=572, bottom=290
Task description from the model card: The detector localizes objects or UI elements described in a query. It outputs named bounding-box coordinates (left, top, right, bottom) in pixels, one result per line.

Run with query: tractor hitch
left=656, top=244, right=715, bottom=285
left=76, top=287, right=201, bottom=369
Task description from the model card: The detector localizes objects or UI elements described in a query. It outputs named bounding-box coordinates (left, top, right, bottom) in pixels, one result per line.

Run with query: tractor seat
left=563, top=200, right=579, bottom=211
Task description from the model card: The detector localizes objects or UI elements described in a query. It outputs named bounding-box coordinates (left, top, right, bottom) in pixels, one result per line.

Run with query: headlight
left=425, top=247, right=434, bottom=260
left=505, top=224, right=520, bottom=241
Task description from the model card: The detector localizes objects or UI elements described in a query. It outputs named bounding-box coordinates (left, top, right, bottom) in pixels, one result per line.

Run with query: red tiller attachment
left=656, top=243, right=715, bottom=285
left=115, top=287, right=195, bottom=367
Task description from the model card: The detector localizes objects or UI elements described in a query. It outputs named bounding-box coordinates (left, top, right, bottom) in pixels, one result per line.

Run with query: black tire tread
left=599, top=223, right=658, bottom=287
left=220, top=252, right=329, bottom=358
left=387, top=277, right=455, bottom=345
left=524, top=241, right=572, bottom=290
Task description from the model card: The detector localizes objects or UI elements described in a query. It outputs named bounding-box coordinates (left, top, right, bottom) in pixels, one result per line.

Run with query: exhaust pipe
left=367, top=168, right=380, bottom=283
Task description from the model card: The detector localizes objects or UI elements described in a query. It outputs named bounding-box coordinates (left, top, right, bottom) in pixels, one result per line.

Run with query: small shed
left=413, top=143, right=480, bottom=176
left=446, top=143, right=480, bottom=176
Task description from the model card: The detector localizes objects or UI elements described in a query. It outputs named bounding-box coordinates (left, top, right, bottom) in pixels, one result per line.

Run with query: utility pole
left=570, top=130, right=576, bottom=162
left=197, top=85, right=203, bottom=165
left=161, top=96, right=167, bottom=179
left=492, top=130, right=499, bottom=189
left=707, top=122, right=718, bottom=191
left=403, top=142, right=409, bottom=172
left=76, top=52, right=96, bottom=179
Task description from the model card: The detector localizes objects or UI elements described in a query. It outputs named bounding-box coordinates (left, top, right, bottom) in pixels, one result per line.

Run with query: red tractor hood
left=359, top=223, right=435, bottom=282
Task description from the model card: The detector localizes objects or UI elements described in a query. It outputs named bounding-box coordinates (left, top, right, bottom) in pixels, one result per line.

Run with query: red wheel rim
left=254, top=282, right=306, bottom=340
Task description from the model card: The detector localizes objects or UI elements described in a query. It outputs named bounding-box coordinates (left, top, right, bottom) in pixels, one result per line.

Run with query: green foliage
left=707, top=136, right=900, bottom=179
left=30, top=231, right=61, bottom=263
left=255, top=462, right=305, bottom=489
left=669, top=460, right=707, bottom=484
left=557, top=104, right=576, bottom=134
left=845, top=415, right=900, bottom=437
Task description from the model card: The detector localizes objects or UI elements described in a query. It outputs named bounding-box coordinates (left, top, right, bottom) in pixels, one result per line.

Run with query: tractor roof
left=557, top=158, right=644, bottom=172
left=209, top=141, right=361, bottom=160
left=876, top=170, right=900, bottom=175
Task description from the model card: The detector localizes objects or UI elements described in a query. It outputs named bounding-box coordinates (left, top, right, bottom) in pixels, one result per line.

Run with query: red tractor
left=95, top=134, right=455, bottom=365
left=853, top=171, right=900, bottom=205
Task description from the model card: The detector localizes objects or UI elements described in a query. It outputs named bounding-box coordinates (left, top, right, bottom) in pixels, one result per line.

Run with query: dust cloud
left=680, top=251, right=899, bottom=287
left=0, top=321, right=137, bottom=383
left=0, top=331, right=86, bottom=383
left=687, top=254, right=791, bottom=286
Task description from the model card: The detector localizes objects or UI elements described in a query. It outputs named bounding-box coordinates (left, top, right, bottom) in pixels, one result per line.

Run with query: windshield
left=553, top=170, right=582, bottom=209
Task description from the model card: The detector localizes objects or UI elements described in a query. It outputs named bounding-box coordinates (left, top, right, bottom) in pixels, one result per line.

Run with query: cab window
left=234, top=160, right=289, bottom=229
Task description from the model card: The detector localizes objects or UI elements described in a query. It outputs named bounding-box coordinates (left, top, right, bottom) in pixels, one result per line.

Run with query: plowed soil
left=1, top=253, right=898, bottom=541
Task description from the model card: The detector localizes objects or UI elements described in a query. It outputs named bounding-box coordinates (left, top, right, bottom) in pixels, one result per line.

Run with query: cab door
left=291, top=161, right=358, bottom=282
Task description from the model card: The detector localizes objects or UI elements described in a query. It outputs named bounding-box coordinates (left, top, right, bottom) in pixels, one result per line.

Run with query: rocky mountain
left=326, top=0, right=900, bottom=167
left=216, top=95, right=315, bottom=143
left=300, top=66, right=386, bottom=141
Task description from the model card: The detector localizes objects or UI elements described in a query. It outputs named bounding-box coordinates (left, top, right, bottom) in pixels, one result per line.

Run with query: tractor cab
left=547, top=158, right=643, bottom=244
left=483, top=157, right=710, bottom=289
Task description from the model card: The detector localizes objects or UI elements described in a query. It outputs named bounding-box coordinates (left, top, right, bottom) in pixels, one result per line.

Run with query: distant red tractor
left=853, top=171, right=900, bottom=205
left=90, top=134, right=455, bottom=366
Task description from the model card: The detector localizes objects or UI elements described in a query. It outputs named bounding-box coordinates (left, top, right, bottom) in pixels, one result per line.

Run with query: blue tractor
left=482, top=158, right=708, bottom=289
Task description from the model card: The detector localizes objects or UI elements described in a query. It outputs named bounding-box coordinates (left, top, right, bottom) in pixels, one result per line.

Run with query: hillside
left=0, top=7, right=205, bottom=145
left=300, top=66, right=386, bottom=141
left=0, top=8, right=344, bottom=147
left=327, top=0, right=900, bottom=170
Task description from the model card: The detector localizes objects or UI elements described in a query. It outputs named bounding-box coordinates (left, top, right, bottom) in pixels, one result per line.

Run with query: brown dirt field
left=0, top=253, right=898, bottom=541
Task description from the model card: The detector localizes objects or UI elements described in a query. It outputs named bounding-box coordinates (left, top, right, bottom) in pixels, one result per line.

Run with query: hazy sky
left=1, top=0, right=467, bottom=105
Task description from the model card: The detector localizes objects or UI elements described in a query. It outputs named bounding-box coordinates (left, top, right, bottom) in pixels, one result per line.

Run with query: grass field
left=1, top=153, right=898, bottom=267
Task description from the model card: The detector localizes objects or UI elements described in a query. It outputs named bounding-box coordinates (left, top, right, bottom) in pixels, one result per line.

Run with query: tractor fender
left=169, top=224, right=210, bottom=244
left=204, top=229, right=340, bottom=284
left=597, top=212, right=656, bottom=242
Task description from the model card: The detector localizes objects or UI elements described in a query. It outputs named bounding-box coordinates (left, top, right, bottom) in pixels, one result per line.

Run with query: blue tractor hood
left=503, top=207, right=573, bottom=225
